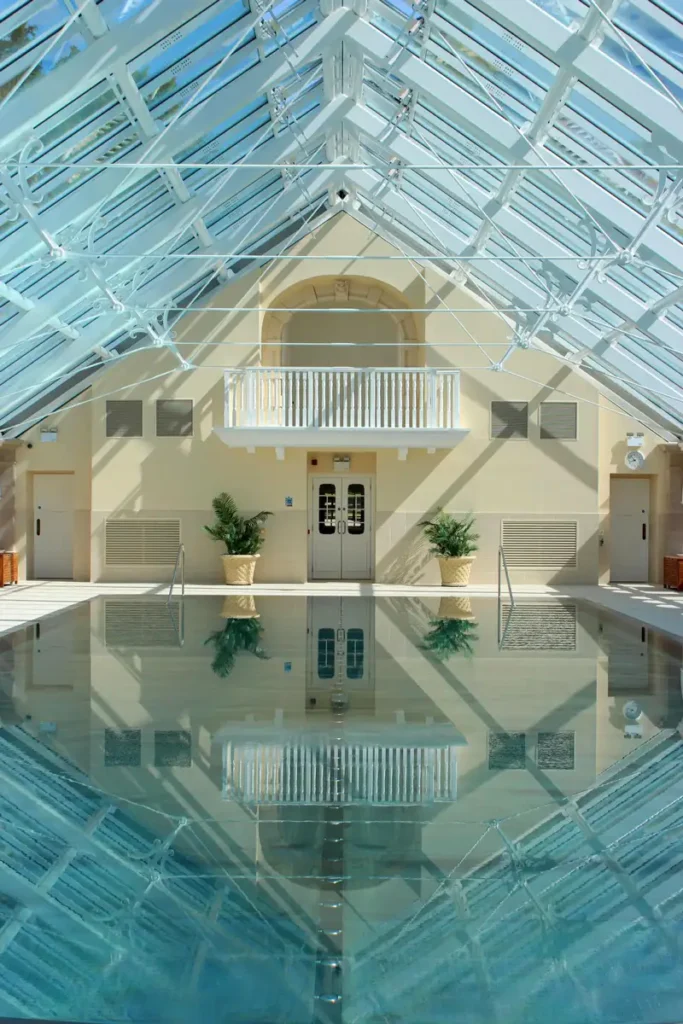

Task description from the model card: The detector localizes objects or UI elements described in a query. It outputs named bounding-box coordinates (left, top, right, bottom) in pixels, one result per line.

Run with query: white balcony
left=214, top=367, right=469, bottom=455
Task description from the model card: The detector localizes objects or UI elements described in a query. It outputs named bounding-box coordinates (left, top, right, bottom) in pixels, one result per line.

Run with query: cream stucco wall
left=10, top=213, right=672, bottom=585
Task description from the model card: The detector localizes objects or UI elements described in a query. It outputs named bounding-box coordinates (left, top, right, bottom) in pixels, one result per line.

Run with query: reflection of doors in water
left=33, top=474, right=74, bottom=580
left=306, top=597, right=375, bottom=708
left=610, top=477, right=650, bottom=583
left=310, top=476, right=372, bottom=580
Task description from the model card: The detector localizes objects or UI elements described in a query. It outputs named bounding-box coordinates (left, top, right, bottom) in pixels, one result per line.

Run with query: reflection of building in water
left=220, top=599, right=464, bottom=807
left=306, top=596, right=375, bottom=711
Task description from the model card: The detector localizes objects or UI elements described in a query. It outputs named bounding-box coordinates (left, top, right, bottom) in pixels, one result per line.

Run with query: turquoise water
left=0, top=594, right=681, bottom=1023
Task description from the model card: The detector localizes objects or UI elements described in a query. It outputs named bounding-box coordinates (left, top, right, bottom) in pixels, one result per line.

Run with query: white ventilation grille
left=501, top=604, right=577, bottom=650
left=105, top=519, right=180, bottom=565
left=502, top=521, right=578, bottom=569
left=540, top=402, right=577, bottom=440
left=491, top=401, right=528, bottom=438
left=156, top=399, right=193, bottom=436
left=105, top=601, right=180, bottom=647
left=106, top=400, right=142, bottom=437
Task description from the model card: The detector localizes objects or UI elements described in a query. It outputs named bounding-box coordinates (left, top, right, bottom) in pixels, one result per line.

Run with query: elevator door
left=309, top=476, right=373, bottom=580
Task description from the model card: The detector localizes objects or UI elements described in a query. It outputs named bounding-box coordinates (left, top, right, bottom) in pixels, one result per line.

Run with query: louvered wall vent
left=540, top=402, right=577, bottom=440
left=106, top=400, right=142, bottom=437
left=501, top=604, right=577, bottom=650
left=156, top=399, right=193, bottom=437
left=105, top=602, right=180, bottom=647
left=491, top=401, right=528, bottom=438
left=502, top=521, right=578, bottom=569
left=105, top=519, right=180, bottom=565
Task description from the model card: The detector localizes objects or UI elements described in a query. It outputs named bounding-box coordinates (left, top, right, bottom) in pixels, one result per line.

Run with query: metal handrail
left=497, top=545, right=515, bottom=647
left=168, top=543, right=185, bottom=604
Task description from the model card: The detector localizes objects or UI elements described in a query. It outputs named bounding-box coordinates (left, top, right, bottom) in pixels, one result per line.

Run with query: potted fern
left=419, top=510, right=479, bottom=587
left=204, top=617, right=268, bottom=678
left=204, top=492, right=272, bottom=585
left=421, top=616, right=478, bottom=660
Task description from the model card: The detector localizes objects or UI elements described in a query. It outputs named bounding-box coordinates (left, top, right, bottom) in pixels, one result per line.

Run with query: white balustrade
left=224, top=367, right=460, bottom=430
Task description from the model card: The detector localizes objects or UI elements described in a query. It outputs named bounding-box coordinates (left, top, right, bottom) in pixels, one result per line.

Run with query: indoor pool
left=0, top=593, right=681, bottom=1024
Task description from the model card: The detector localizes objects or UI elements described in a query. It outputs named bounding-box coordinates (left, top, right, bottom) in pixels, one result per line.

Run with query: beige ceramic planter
left=221, top=595, right=259, bottom=618
left=221, top=554, right=259, bottom=586
left=438, top=596, right=475, bottom=620
left=437, top=555, right=476, bottom=587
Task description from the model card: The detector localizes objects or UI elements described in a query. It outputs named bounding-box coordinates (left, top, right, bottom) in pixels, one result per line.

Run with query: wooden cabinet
left=0, top=552, right=17, bottom=587
left=663, top=556, right=683, bottom=590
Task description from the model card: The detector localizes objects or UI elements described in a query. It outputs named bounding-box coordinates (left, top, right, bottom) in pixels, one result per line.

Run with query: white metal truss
left=0, top=0, right=680, bottom=434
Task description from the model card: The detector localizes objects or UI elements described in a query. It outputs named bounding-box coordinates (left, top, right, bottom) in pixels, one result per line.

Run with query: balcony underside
left=213, top=426, right=470, bottom=453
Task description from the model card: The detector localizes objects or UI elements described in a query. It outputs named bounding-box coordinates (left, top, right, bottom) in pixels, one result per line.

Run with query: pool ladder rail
left=497, top=545, right=515, bottom=648
left=167, top=543, right=185, bottom=646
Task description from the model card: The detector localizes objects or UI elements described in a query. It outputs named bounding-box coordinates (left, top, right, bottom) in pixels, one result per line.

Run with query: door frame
left=307, top=473, right=375, bottom=581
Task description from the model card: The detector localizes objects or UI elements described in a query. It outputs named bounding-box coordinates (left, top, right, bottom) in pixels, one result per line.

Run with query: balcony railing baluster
left=223, top=367, right=461, bottom=432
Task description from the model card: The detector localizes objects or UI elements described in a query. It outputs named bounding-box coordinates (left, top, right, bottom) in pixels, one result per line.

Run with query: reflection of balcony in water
left=221, top=725, right=462, bottom=805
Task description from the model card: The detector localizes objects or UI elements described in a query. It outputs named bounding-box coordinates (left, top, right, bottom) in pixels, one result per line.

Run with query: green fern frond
left=419, top=510, right=479, bottom=558
left=204, top=492, right=272, bottom=555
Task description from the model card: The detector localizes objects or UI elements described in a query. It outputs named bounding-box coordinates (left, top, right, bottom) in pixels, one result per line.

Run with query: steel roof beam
left=343, top=104, right=683, bottom=356
left=347, top=169, right=683, bottom=420
left=1, top=202, right=337, bottom=433
left=0, top=0, right=223, bottom=155
left=0, top=100, right=347, bottom=342
left=450, top=0, right=619, bottom=259
left=345, top=18, right=683, bottom=278
left=353, top=200, right=683, bottom=435
left=464, top=0, right=683, bottom=156
left=1, top=3, right=352, bottom=160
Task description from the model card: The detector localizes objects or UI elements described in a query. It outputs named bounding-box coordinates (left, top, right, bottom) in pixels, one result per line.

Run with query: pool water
left=0, top=594, right=682, bottom=1023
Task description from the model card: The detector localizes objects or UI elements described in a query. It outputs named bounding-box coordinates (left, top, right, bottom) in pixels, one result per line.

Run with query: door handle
left=36, top=518, right=40, bottom=537
left=338, top=520, right=346, bottom=534
left=642, top=523, right=647, bottom=540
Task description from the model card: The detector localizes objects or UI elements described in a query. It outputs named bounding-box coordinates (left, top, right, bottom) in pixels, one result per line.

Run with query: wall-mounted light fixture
left=39, top=427, right=58, bottom=443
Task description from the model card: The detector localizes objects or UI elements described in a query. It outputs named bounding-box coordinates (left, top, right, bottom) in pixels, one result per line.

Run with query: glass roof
left=0, top=0, right=681, bottom=433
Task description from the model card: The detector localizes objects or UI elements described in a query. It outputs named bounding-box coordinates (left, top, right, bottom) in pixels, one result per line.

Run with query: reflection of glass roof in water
left=0, top=593, right=682, bottom=1021
left=0, top=0, right=682, bottom=433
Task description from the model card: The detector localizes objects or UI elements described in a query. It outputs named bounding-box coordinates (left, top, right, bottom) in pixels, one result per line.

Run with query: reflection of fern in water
left=420, top=617, right=478, bottom=661
left=204, top=619, right=268, bottom=678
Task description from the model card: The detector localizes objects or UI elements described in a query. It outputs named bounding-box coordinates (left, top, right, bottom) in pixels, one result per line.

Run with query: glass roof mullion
left=351, top=164, right=683, bottom=419
left=0, top=192, right=335, bottom=428
left=0, top=0, right=222, bottom=157
left=347, top=15, right=521, bottom=150
left=349, top=15, right=683, bottom=279
left=467, top=0, right=683, bottom=151
left=346, top=99, right=683, bottom=342
left=0, top=102, right=337, bottom=366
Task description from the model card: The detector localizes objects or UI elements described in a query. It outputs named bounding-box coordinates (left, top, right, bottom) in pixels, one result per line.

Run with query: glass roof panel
left=616, top=0, right=683, bottom=70
left=526, top=0, right=586, bottom=24
left=0, top=0, right=90, bottom=103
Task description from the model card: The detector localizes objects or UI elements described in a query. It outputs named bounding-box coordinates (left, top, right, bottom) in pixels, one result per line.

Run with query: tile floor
left=0, top=579, right=682, bottom=637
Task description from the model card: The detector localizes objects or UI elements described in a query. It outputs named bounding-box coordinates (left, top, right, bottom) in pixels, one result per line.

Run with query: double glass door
left=309, top=476, right=373, bottom=580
